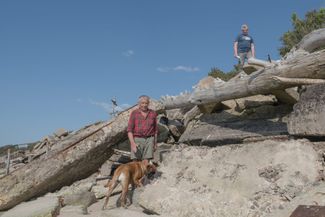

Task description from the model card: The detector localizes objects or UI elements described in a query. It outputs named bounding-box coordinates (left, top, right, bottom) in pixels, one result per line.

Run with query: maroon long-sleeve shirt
left=127, top=109, right=158, bottom=137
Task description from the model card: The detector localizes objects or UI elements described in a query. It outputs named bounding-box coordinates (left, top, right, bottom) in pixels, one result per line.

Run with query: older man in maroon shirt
left=127, top=95, right=158, bottom=166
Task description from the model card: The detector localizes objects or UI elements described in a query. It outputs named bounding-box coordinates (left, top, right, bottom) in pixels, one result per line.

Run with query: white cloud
left=122, top=50, right=135, bottom=57
left=157, top=65, right=200, bottom=73
left=173, top=65, right=200, bottom=72
left=157, top=67, right=171, bottom=72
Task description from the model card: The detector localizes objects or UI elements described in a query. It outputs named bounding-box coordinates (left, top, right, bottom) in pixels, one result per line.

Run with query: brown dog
left=102, top=160, right=157, bottom=210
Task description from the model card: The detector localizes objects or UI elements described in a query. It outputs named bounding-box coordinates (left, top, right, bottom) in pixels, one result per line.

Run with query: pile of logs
left=0, top=128, right=71, bottom=178
left=160, top=28, right=325, bottom=109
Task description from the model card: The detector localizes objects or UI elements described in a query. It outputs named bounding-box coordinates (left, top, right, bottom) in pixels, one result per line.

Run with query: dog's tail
left=102, top=173, right=121, bottom=210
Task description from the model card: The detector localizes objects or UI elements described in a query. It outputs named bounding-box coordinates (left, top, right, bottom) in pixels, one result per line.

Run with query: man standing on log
left=234, top=24, right=255, bottom=65
left=127, top=95, right=158, bottom=166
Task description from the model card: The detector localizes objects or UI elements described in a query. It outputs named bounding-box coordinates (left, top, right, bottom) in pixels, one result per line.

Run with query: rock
left=58, top=182, right=95, bottom=196
left=258, top=164, right=285, bottom=182
left=165, top=135, right=176, bottom=144
left=1, top=195, right=60, bottom=217
left=58, top=205, right=86, bottom=216
left=183, top=106, right=201, bottom=127
left=288, top=84, right=325, bottom=136
left=115, top=140, right=131, bottom=152
left=267, top=183, right=325, bottom=217
left=98, top=158, right=117, bottom=177
left=85, top=197, right=162, bottom=217
left=59, top=191, right=97, bottom=215
left=54, top=128, right=69, bottom=138
left=103, top=208, right=161, bottom=217
left=153, top=143, right=174, bottom=162
left=167, top=120, right=185, bottom=140
left=157, top=116, right=170, bottom=143
left=91, top=185, right=107, bottom=199
left=0, top=169, right=5, bottom=177
left=179, top=104, right=291, bottom=146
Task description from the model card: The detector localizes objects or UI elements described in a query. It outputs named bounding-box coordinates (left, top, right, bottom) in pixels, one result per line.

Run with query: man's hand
left=153, top=134, right=158, bottom=152
left=154, top=143, right=157, bottom=152
left=131, top=142, right=137, bottom=153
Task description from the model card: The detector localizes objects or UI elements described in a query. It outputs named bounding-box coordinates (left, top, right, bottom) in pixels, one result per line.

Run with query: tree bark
left=296, top=28, right=325, bottom=52
left=189, top=50, right=325, bottom=105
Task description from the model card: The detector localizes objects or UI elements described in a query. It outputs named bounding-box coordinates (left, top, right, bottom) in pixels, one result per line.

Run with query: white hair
left=138, top=95, right=150, bottom=103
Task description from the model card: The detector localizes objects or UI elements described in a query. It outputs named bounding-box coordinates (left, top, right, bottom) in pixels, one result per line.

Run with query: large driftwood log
left=160, top=28, right=325, bottom=109
left=0, top=101, right=164, bottom=211
left=190, top=50, right=325, bottom=105
left=297, top=28, right=325, bottom=52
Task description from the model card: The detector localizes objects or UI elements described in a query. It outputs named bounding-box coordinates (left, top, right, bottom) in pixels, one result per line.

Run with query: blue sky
left=1, top=0, right=324, bottom=146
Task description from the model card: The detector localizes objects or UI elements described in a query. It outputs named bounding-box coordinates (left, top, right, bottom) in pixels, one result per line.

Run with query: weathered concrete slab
left=179, top=104, right=291, bottom=146
left=0, top=100, right=164, bottom=211
left=1, top=196, right=60, bottom=217
left=288, top=84, right=325, bottom=136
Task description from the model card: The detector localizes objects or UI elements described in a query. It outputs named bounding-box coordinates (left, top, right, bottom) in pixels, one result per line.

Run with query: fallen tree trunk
left=0, top=102, right=164, bottom=211
left=190, top=49, right=325, bottom=105
left=160, top=28, right=325, bottom=109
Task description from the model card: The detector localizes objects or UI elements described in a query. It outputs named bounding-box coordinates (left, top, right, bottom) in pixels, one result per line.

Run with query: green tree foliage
left=208, top=64, right=240, bottom=81
left=279, top=8, right=325, bottom=56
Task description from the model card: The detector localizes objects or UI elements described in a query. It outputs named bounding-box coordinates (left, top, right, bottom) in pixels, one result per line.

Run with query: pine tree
left=279, top=8, right=325, bottom=56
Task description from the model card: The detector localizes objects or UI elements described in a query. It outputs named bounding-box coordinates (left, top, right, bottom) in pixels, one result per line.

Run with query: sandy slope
left=138, top=139, right=322, bottom=217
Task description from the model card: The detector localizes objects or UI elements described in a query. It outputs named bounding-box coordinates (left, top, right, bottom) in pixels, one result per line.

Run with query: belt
left=134, top=135, right=154, bottom=138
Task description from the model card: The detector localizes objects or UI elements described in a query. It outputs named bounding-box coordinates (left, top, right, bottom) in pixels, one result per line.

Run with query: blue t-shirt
left=235, top=34, right=254, bottom=53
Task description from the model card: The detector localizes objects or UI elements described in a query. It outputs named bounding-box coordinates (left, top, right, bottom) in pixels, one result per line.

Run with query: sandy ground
left=138, top=139, right=322, bottom=217
left=2, top=139, right=324, bottom=217
left=59, top=186, right=159, bottom=217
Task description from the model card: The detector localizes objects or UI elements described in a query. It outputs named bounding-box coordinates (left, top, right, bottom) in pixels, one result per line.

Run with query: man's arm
left=128, top=132, right=137, bottom=153
left=153, top=115, right=158, bottom=151
left=127, top=112, right=137, bottom=153
left=153, top=133, right=158, bottom=151
left=251, top=43, right=255, bottom=58
left=234, top=41, right=238, bottom=57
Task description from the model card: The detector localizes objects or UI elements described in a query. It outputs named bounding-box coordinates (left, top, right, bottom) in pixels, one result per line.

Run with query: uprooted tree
left=160, top=28, right=325, bottom=110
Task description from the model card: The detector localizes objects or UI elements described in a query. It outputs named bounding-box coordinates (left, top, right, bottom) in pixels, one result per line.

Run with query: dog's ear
left=148, top=160, right=159, bottom=167
left=146, top=163, right=157, bottom=172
